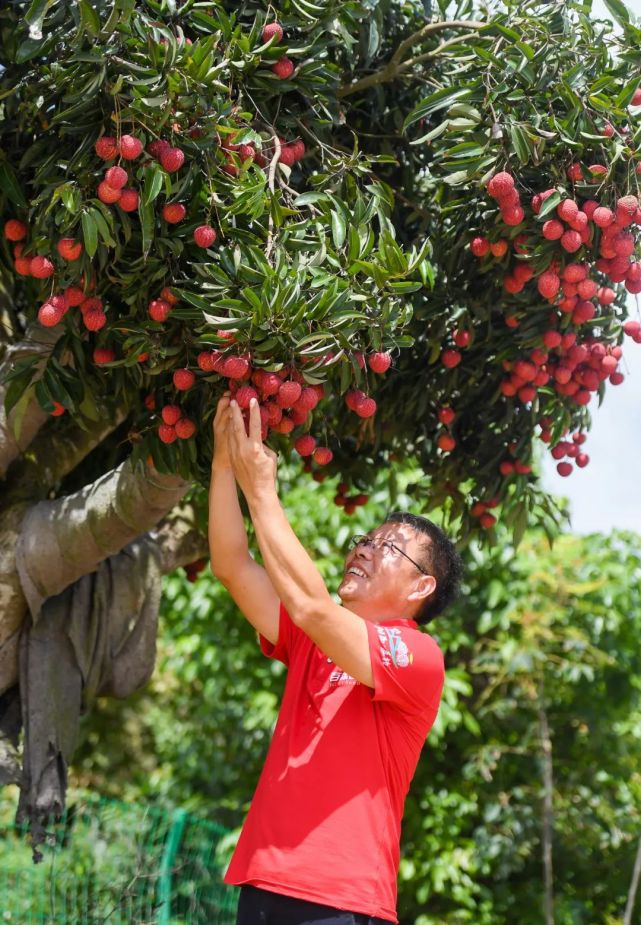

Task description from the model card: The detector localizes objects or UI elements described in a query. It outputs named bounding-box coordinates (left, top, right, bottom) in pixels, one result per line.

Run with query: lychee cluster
left=332, top=482, right=369, bottom=515
left=260, top=21, right=295, bottom=80
left=469, top=496, right=500, bottom=529
left=543, top=422, right=590, bottom=477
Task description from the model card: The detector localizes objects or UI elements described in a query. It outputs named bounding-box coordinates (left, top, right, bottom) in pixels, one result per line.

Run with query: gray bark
left=538, top=697, right=555, bottom=925
left=624, top=835, right=641, bottom=925
left=16, top=457, right=191, bottom=622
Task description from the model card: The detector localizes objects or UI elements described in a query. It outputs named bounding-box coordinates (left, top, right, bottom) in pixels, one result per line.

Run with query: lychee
left=437, top=434, right=456, bottom=452
left=4, top=219, right=27, bottom=241
left=158, top=424, right=177, bottom=444
left=148, top=299, right=172, bottom=322
left=175, top=418, right=196, bottom=439
left=119, top=135, right=143, bottom=160
left=262, top=22, right=283, bottom=43
left=83, top=309, right=107, bottom=331
left=160, top=147, right=185, bottom=172
left=57, top=238, right=83, bottom=261
left=368, top=351, right=391, bottom=373
left=222, top=356, right=250, bottom=379
left=163, top=203, right=187, bottom=223
left=487, top=172, right=515, bottom=199
left=441, top=349, right=461, bottom=368
left=119, top=189, right=139, bottom=212
left=93, top=347, right=115, bottom=364
left=277, top=380, right=302, bottom=408
left=272, top=57, right=294, bottom=79
left=105, top=166, right=128, bottom=190
left=355, top=397, right=377, bottom=418
left=313, top=447, right=333, bottom=465
left=173, top=368, right=195, bottom=390
left=193, top=225, right=217, bottom=248
left=470, top=236, right=490, bottom=257
left=161, top=405, right=182, bottom=426
left=98, top=181, right=122, bottom=204
left=30, top=255, right=55, bottom=279
left=38, top=301, right=64, bottom=327
left=294, top=435, right=317, bottom=456
left=95, top=136, right=118, bottom=160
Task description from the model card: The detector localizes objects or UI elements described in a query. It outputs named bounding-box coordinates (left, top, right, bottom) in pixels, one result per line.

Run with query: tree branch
left=15, top=457, right=191, bottom=621
left=624, top=835, right=641, bottom=925
left=151, top=501, right=209, bottom=574
left=0, top=324, right=65, bottom=479
left=337, top=19, right=485, bottom=98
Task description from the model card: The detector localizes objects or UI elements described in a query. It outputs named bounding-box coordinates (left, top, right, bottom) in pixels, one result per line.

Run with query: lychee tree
left=2, top=0, right=641, bottom=814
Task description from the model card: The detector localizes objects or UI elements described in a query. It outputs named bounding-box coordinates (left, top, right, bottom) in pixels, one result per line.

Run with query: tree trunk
left=623, top=835, right=641, bottom=925
left=538, top=694, right=555, bottom=925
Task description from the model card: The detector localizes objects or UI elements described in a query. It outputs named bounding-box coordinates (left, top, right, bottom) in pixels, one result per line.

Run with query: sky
left=539, top=0, right=641, bottom=535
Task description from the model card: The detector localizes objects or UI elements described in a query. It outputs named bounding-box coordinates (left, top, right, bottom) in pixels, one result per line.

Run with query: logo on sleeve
left=377, top=626, right=413, bottom=668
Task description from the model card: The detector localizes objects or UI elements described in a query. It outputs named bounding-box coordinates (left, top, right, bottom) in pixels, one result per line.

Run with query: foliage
left=70, top=462, right=641, bottom=924
left=2, top=0, right=641, bottom=541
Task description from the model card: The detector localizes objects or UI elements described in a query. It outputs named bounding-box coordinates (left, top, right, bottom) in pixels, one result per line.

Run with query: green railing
left=0, top=791, right=239, bottom=924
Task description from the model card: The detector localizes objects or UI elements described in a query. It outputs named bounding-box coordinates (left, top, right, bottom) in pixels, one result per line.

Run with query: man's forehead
left=371, top=523, right=421, bottom=546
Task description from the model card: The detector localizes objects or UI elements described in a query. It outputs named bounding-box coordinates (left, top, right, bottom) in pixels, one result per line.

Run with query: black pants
left=236, top=885, right=395, bottom=925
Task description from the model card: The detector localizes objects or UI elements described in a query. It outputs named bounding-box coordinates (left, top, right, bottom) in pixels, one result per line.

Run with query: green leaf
left=331, top=210, right=346, bottom=249
left=78, top=0, right=101, bottom=36
left=81, top=210, right=98, bottom=258
left=536, top=190, right=561, bottom=220
left=509, top=123, right=530, bottom=165
left=139, top=198, right=155, bottom=259
left=603, top=0, right=630, bottom=24
left=143, top=163, right=164, bottom=205
left=0, top=162, right=27, bottom=208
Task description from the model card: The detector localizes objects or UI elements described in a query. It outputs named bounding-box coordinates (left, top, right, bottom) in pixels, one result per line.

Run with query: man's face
left=337, top=522, right=434, bottom=622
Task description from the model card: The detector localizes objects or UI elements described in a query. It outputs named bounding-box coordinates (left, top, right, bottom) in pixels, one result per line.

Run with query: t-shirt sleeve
left=366, top=621, right=445, bottom=715
left=259, top=602, right=304, bottom=666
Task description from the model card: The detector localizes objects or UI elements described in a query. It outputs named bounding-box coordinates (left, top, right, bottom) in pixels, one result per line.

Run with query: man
left=209, top=392, right=463, bottom=925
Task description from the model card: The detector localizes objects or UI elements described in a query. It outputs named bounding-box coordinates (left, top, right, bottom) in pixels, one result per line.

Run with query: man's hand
left=212, top=391, right=233, bottom=470
left=227, top=398, right=278, bottom=500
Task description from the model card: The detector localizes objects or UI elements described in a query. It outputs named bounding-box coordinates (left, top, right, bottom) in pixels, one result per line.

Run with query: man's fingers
left=248, top=397, right=262, bottom=445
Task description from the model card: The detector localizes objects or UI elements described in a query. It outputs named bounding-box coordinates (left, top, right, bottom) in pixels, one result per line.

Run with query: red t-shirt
left=224, top=603, right=445, bottom=922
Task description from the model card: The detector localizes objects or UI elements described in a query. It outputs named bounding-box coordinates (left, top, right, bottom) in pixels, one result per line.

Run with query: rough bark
left=624, top=835, right=641, bottom=925
left=0, top=324, right=64, bottom=479
left=538, top=697, right=555, bottom=925
left=16, top=457, right=191, bottom=622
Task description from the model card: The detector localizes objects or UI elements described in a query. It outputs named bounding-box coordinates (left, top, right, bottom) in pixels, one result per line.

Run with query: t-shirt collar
left=376, top=617, right=418, bottom=629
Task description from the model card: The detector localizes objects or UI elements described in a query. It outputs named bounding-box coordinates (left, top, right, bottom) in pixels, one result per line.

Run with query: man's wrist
left=211, top=459, right=233, bottom=474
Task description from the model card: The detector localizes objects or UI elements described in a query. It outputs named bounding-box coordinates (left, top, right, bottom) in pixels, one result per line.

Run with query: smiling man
left=208, top=393, right=463, bottom=925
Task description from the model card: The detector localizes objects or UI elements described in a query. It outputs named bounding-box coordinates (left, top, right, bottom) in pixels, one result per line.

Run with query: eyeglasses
left=349, top=534, right=430, bottom=576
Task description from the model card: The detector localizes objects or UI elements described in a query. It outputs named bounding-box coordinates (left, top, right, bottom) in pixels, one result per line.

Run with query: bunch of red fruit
left=333, top=482, right=369, bottom=515
left=470, top=496, right=500, bottom=529
left=261, top=21, right=294, bottom=80
left=543, top=423, right=590, bottom=477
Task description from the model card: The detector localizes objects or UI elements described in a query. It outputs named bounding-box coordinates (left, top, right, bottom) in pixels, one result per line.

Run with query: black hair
left=385, top=512, right=464, bottom=625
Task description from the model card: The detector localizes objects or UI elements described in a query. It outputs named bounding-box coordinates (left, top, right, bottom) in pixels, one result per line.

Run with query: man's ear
left=407, top=574, right=436, bottom=605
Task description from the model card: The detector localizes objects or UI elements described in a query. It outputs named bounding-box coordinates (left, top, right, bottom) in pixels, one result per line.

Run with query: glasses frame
left=349, top=534, right=430, bottom=576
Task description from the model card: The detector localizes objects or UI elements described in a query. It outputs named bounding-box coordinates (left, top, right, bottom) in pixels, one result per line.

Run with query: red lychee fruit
left=193, top=225, right=217, bottom=248
left=148, top=299, right=172, bottom=322
left=173, top=368, right=195, bottom=390
left=368, top=351, right=391, bottom=373
left=277, top=380, right=302, bottom=408
left=537, top=271, right=560, bottom=299
left=83, top=309, right=107, bottom=331
left=158, top=424, right=177, bottom=444
left=30, top=255, right=55, bottom=279
left=175, top=417, right=196, bottom=439
left=275, top=415, right=295, bottom=434
left=119, top=135, right=143, bottom=160
left=98, top=181, right=121, bottom=204
left=490, top=239, right=509, bottom=257
left=502, top=206, right=525, bottom=226
left=294, top=435, right=317, bottom=456
left=631, top=88, right=641, bottom=106
left=119, top=189, right=139, bottom=212
left=557, top=199, right=578, bottom=222
left=38, top=301, right=64, bottom=327
left=223, top=356, right=250, bottom=379
left=57, top=238, right=83, bottom=261
left=487, top=172, right=515, bottom=199
left=438, top=407, right=455, bottom=425
left=272, top=57, right=294, bottom=79
left=437, top=434, right=456, bottom=452
left=453, top=329, right=471, bottom=348
left=542, top=220, right=564, bottom=240
left=4, top=219, right=27, bottom=241
left=160, top=287, right=179, bottom=305
left=470, top=236, right=490, bottom=257
left=148, top=139, right=170, bottom=159
left=160, top=147, right=185, bottom=172
left=95, top=136, right=118, bottom=160
left=576, top=453, right=589, bottom=468
left=441, top=349, right=462, bottom=368
left=161, top=405, right=182, bottom=426
left=163, top=203, right=187, bottom=223
left=289, top=139, right=306, bottom=161
left=557, top=461, right=573, bottom=477
left=561, top=229, right=582, bottom=253
left=93, top=347, right=115, bottom=364
left=262, top=22, right=284, bottom=43
left=479, top=512, right=497, bottom=529
left=197, top=350, right=220, bottom=372
left=278, top=145, right=297, bottom=167
left=592, top=206, right=614, bottom=228
left=235, top=385, right=259, bottom=409
left=64, top=286, right=85, bottom=307
left=313, top=447, right=333, bottom=465
left=105, top=165, right=128, bottom=190
left=355, top=397, right=377, bottom=418
left=238, top=144, right=256, bottom=162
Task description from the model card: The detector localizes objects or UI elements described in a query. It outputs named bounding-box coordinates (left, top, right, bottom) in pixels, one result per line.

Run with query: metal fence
left=0, top=791, right=239, bottom=924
